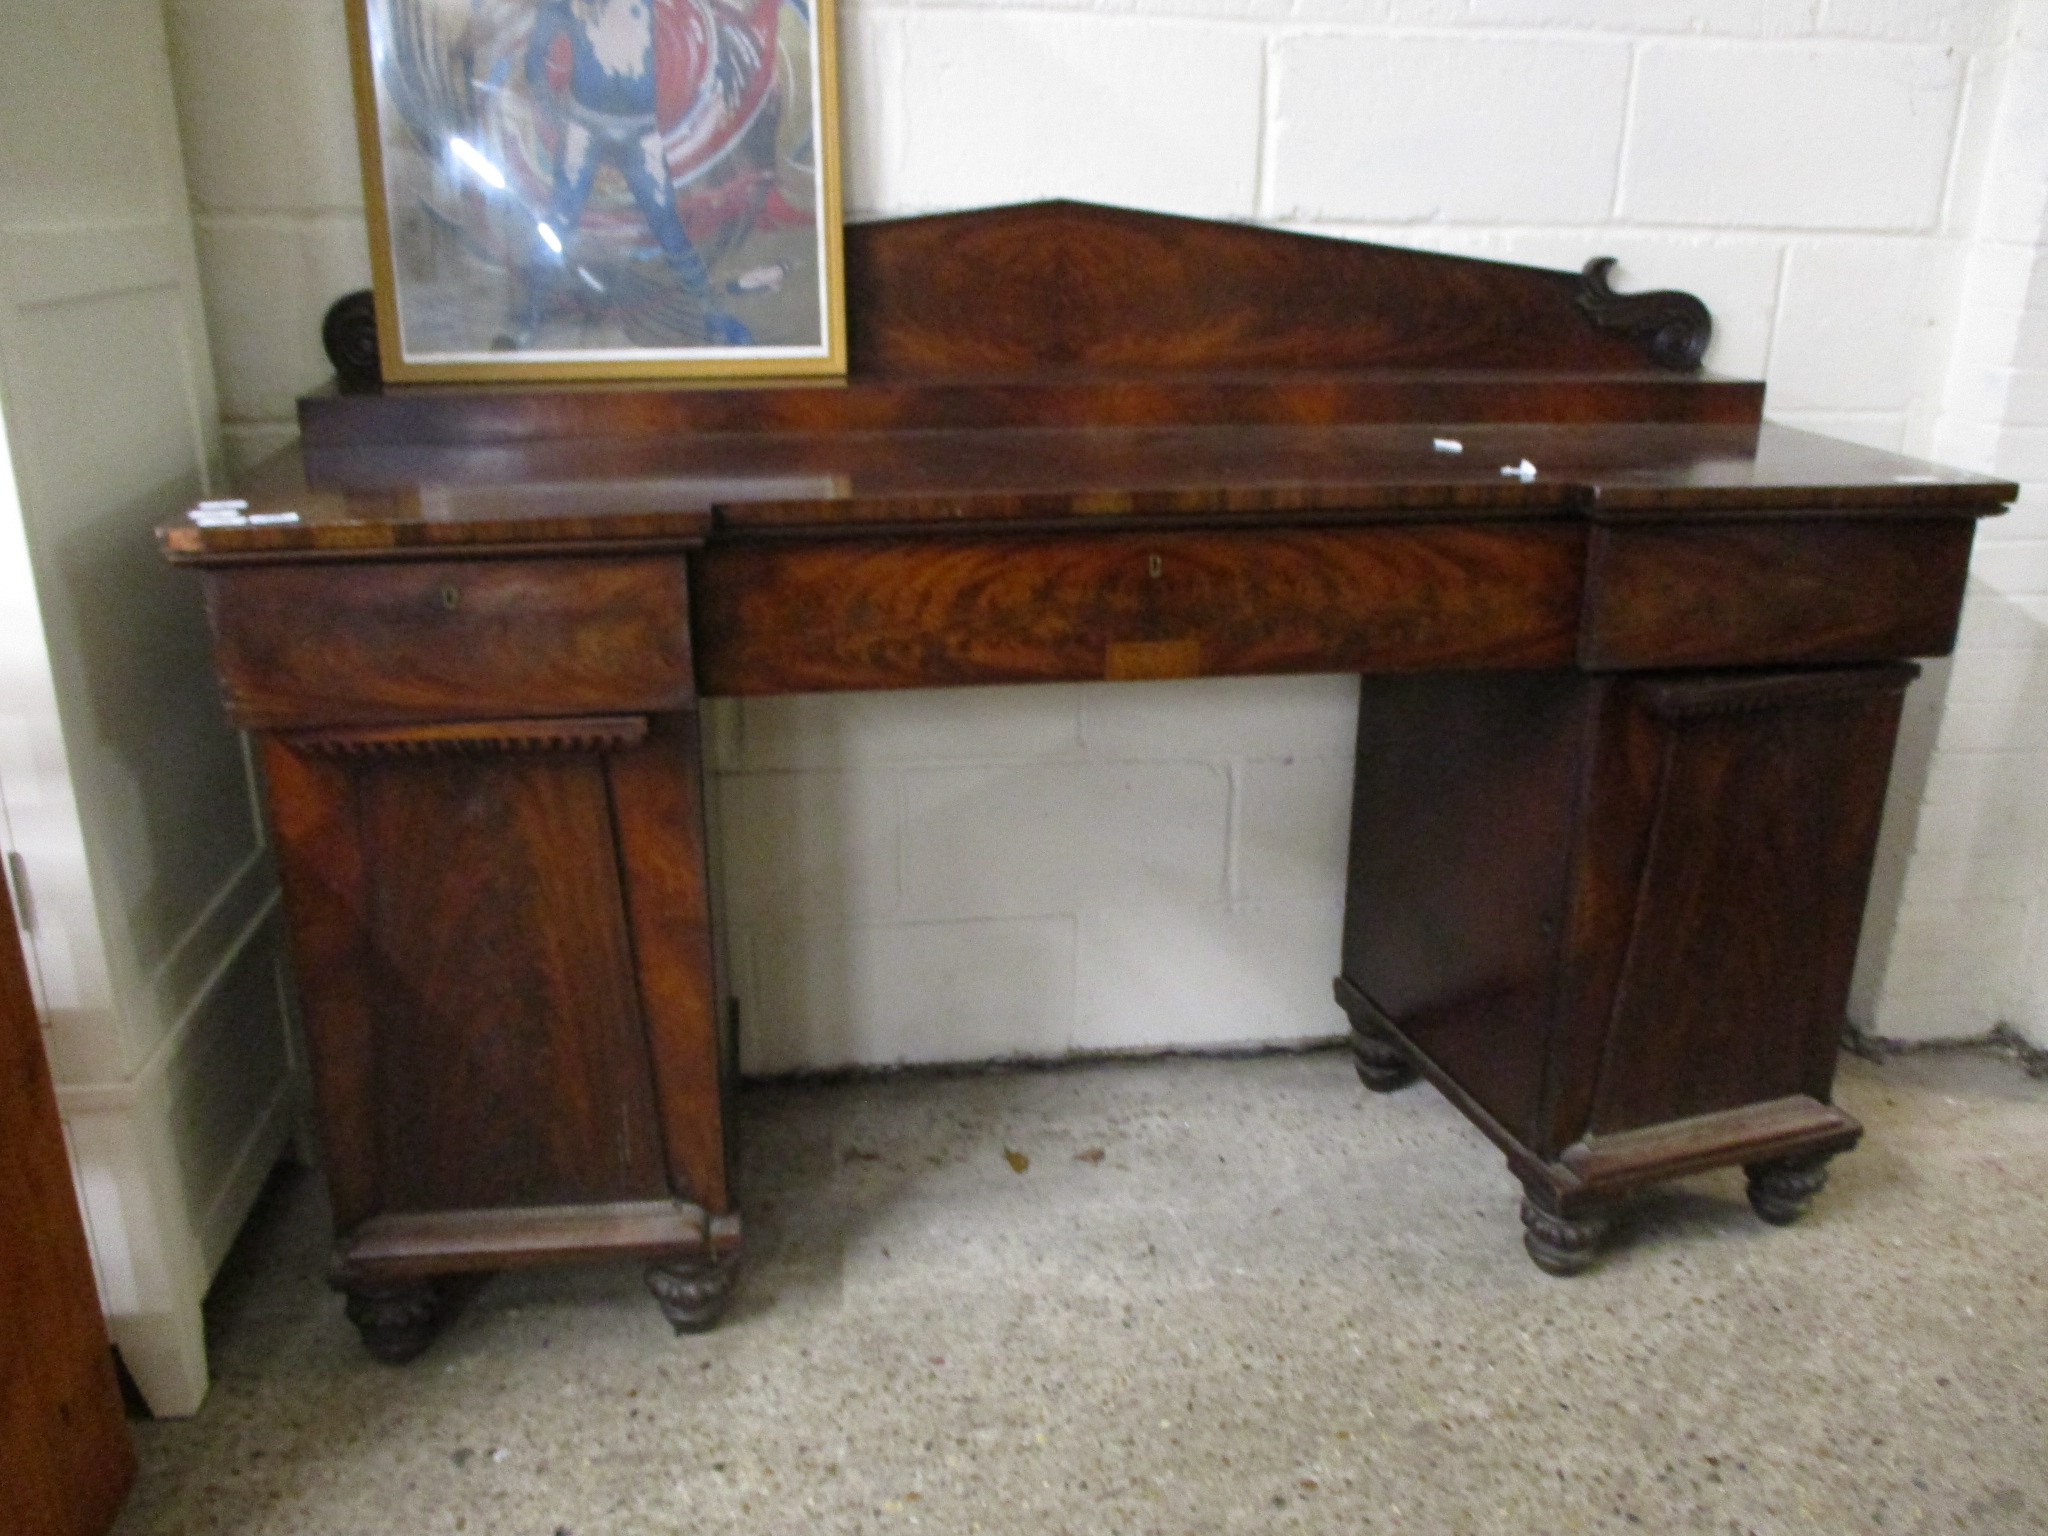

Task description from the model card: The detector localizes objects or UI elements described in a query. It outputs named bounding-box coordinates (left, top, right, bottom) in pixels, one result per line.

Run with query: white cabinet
left=0, top=0, right=296, bottom=1416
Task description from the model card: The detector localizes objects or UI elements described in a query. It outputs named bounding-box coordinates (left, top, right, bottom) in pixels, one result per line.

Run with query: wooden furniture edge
left=282, top=716, right=651, bottom=756
left=1558, top=1098, right=1863, bottom=1190
left=1331, top=975, right=1860, bottom=1210
left=334, top=1199, right=743, bottom=1281
left=295, top=373, right=1770, bottom=448
left=160, top=483, right=2013, bottom=567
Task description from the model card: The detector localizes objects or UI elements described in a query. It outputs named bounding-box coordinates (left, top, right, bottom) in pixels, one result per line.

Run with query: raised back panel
left=843, top=200, right=1684, bottom=376
left=296, top=200, right=1737, bottom=449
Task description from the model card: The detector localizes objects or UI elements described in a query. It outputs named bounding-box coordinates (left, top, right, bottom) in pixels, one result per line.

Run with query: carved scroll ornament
left=321, top=289, right=382, bottom=392
left=1576, top=258, right=1712, bottom=372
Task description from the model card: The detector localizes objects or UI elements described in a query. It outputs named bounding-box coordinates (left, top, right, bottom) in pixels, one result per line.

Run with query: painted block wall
left=1859, top=7, right=2048, bottom=1045
left=163, top=0, right=2048, bottom=1064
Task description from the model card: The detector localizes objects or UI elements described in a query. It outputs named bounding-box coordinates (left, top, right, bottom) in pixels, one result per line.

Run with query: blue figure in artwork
left=520, top=0, right=747, bottom=343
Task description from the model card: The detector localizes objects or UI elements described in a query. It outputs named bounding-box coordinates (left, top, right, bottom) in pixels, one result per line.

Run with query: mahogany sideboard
left=162, top=202, right=2013, bottom=1361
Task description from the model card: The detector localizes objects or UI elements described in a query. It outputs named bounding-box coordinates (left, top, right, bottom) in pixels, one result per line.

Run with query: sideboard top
left=161, top=422, right=2014, bottom=563
left=161, top=201, right=2016, bottom=562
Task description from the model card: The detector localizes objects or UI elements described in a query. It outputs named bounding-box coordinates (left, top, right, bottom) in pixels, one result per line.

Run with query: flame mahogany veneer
left=164, top=202, right=2014, bottom=1355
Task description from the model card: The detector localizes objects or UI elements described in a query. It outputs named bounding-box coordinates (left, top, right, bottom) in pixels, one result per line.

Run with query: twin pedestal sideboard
left=163, top=203, right=2012, bottom=1360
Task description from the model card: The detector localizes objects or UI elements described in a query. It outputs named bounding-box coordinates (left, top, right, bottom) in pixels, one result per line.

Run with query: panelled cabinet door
left=1339, top=663, right=1907, bottom=1213
left=259, top=712, right=731, bottom=1264
left=1566, top=666, right=1916, bottom=1143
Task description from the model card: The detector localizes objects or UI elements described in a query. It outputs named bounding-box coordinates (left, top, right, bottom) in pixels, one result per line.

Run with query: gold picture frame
left=344, top=0, right=845, bottom=382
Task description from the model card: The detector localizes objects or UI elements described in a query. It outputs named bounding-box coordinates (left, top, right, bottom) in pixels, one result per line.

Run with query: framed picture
left=344, top=0, right=844, bottom=382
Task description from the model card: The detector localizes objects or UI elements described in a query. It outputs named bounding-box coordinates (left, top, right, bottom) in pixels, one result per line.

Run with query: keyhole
left=439, top=583, right=460, bottom=611
left=1147, top=553, right=1162, bottom=579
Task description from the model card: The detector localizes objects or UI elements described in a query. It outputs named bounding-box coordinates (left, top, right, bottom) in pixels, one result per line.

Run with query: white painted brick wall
left=1818, top=0, right=2011, bottom=45
left=162, top=0, right=2048, bottom=1063
left=900, top=761, right=1231, bottom=919
left=1235, top=757, right=1355, bottom=903
left=715, top=770, right=904, bottom=926
left=1268, top=36, right=1631, bottom=222
left=1077, top=674, right=1357, bottom=761
left=1074, top=898, right=1344, bottom=1050
left=739, top=686, right=1085, bottom=768
left=1860, top=24, right=2048, bottom=1047
left=741, top=914, right=1079, bottom=1070
left=1768, top=242, right=1961, bottom=413
left=191, top=218, right=372, bottom=426
left=167, top=0, right=361, bottom=213
left=1621, top=44, right=1965, bottom=230
left=894, top=13, right=1264, bottom=215
left=166, top=0, right=372, bottom=476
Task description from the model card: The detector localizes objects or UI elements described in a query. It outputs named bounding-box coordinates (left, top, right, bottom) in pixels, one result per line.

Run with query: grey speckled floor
left=115, top=1049, right=2048, bottom=1536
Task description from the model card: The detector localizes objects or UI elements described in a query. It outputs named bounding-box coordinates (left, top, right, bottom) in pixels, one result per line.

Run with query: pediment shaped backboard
left=844, top=200, right=1709, bottom=378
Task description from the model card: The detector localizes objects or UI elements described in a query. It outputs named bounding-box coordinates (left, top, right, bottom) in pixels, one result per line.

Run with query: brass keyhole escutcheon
left=1148, top=553, right=1163, bottom=579
left=439, top=583, right=461, bottom=611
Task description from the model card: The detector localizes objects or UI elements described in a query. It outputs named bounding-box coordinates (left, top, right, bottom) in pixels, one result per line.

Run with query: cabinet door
left=1340, top=663, right=1907, bottom=1187
left=262, top=712, right=728, bottom=1245
left=1557, top=666, right=1914, bottom=1145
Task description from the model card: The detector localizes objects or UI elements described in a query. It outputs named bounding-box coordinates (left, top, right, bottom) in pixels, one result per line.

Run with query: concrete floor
left=115, top=1048, right=2048, bottom=1536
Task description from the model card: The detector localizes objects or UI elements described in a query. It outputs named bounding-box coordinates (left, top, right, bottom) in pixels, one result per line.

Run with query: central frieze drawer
left=692, top=525, right=1585, bottom=695
left=204, top=556, right=694, bottom=729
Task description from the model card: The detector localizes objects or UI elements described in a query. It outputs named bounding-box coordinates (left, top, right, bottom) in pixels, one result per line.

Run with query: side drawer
left=205, top=556, right=694, bottom=729
left=1579, top=517, right=1974, bottom=671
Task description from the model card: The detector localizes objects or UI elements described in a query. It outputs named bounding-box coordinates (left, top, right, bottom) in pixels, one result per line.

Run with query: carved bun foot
left=1519, top=1195, right=1611, bottom=1277
left=646, top=1254, right=737, bottom=1334
left=1745, top=1152, right=1834, bottom=1227
left=341, top=1279, right=449, bottom=1363
left=1350, top=1022, right=1420, bottom=1093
